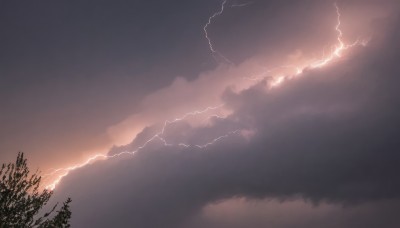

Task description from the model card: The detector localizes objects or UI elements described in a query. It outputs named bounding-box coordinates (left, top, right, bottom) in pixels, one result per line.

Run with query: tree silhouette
left=0, top=152, right=71, bottom=227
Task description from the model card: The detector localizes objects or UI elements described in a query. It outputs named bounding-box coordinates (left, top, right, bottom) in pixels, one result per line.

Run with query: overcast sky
left=1, top=0, right=400, bottom=227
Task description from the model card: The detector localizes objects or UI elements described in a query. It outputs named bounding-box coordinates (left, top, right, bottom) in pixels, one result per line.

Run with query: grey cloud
left=50, top=11, right=400, bottom=228
left=185, top=198, right=400, bottom=228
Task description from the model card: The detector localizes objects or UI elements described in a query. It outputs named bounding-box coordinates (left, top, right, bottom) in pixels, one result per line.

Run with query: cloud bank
left=49, top=1, right=400, bottom=227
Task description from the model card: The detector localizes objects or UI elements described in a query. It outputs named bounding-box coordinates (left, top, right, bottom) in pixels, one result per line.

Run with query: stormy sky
left=1, top=0, right=400, bottom=227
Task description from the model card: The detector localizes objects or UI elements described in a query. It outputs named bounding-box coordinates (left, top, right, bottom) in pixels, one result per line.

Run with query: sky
left=1, top=0, right=400, bottom=227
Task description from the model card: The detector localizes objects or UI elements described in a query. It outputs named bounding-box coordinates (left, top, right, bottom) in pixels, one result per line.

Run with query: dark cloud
left=49, top=8, right=400, bottom=228
left=185, top=198, right=400, bottom=228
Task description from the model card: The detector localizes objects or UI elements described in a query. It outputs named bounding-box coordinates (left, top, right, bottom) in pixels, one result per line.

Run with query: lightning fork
left=203, top=0, right=233, bottom=64
left=309, top=2, right=363, bottom=69
left=44, top=104, right=235, bottom=190
left=253, top=2, right=366, bottom=88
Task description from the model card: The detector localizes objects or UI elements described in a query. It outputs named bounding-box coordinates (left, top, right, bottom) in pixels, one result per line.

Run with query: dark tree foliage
left=0, top=152, right=71, bottom=227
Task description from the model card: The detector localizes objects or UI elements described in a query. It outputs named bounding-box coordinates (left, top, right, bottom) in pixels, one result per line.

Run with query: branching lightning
left=159, top=130, right=241, bottom=149
left=159, top=104, right=225, bottom=134
left=203, top=0, right=252, bottom=64
left=244, top=2, right=367, bottom=88
left=44, top=104, right=242, bottom=190
left=309, top=2, right=361, bottom=69
left=44, top=2, right=367, bottom=191
left=204, top=0, right=232, bottom=64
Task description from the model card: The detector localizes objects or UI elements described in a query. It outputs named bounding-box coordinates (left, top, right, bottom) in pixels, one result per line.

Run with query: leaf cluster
left=0, top=153, right=71, bottom=227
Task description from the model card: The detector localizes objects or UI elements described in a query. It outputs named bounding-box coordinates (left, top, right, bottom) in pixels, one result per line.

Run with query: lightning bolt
left=309, top=2, right=362, bottom=69
left=203, top=0, right=251, bottom=64
left=44, top=104, right=241, bottom=190
left=244, top=2, right=367, bottom=88
left=159, top=130, right=241, bottom=149
left=44, top=2, right=367, bottom=191
left=159, top=104, right=225, bottom=134
left=204, top=0, right=232, bottom=64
